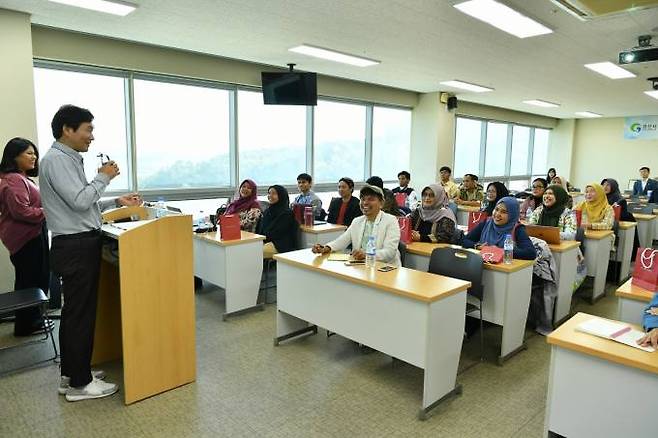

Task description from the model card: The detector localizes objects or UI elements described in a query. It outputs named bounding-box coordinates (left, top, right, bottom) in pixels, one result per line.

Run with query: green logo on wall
left=630, top=123, right=642, bottom=134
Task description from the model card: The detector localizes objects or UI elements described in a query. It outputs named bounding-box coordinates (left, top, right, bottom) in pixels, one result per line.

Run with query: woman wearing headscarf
left=601, top=178, right=635, bottom=222
left=409, top=184, right=456, bottom=243
left=574, top=182, right=614, bottom=230
left=520, top=177, right=547, bottom=221
left=482, top=182, right=509, bottom=216
left=551, top=175, right=574, bottom=208
left=225, top=179, right=262, bottom=232
left=257, top=185, right=298, bottom=257
left=527, top=185, right=577, bottom=240
left=463, top=197, right=536, bottom=260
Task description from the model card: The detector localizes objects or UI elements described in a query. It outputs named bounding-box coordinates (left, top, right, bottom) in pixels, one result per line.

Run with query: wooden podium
left=94, top=206, right=196, bottom=404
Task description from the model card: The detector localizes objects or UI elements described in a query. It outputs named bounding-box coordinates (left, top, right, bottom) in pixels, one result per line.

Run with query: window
left=371, top=106, right=411, bottom=178
left=510, top=125, right=530, bottom=176
left=313, top=100, right=366, bottom=183
left=532, top=128, right=550, bottom=175
left=453, top=117, right=482, bottom=177
left=237, top=90, right=307, bottom=186
left=133, top=79, right=231, bottom=190
left=484, top=122, right=507, bottom=177
left=33, top=67, right=130, bottom=190
left=453, top=116, right=550, bottom=187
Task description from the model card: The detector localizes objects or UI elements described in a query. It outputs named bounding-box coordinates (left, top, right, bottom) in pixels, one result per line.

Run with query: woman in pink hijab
left=225, top=179, right=262, bottom=232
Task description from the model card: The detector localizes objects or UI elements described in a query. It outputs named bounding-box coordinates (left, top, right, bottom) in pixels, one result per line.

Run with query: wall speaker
left=447, top=96, right=458, bottom=110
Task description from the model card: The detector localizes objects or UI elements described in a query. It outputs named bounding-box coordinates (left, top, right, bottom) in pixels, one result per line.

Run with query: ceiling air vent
left=551, top=0, right=658, bottom=20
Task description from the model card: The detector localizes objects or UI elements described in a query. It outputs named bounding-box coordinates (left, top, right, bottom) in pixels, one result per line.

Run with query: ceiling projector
left=619, top=35, right=658, bottom=65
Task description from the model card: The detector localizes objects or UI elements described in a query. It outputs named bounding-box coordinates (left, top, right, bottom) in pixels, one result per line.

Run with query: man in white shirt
left=312, top=184, right=401, bottom=266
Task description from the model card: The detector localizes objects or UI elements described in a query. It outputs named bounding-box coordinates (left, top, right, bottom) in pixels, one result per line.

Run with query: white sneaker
left=65, top=377, right=118, bottom=402
left=59, top=370, right=107, bottom=395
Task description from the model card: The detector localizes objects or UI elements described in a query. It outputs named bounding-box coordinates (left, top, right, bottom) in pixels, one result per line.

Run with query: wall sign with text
left=624, top=116, right=658, bottom=140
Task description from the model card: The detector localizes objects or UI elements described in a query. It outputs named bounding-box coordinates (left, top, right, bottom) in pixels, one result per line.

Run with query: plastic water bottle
left=503, top=234, right=513, bottom=265
left=155, top=197, right=166, bottom=218
left=365, top=236, right=376, bottom=268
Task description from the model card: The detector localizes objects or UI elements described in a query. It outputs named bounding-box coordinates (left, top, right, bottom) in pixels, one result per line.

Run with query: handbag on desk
left=219, top=214, right=241, bottom=240
left=480, top=245, right=504, bottom=264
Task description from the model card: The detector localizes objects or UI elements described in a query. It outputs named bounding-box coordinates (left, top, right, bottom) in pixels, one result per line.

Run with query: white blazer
left=325, top=210, right=401, bottom=266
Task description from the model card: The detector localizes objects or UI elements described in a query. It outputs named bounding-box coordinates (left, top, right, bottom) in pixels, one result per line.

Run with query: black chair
left=428, top=247, right=485, bottom=361
left=575, top=227, right=586, bottom=257
left=0, top=288, right=58, bottom=375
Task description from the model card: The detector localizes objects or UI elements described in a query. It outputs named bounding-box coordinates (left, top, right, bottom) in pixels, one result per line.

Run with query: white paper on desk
left=576, top=318, right=655, bottom=353
left=110, top=219, right=154, bottom=231
left=327, top=253, right=351, bottom=261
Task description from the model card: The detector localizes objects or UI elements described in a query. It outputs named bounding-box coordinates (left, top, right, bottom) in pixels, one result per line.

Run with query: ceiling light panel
left=289, top=45, right=380, bottom=67
left=454, top=0, right=553, bottom=38
left=439, top=80, right=493, bottom=92
left=48, top=0, right=136, bottom=16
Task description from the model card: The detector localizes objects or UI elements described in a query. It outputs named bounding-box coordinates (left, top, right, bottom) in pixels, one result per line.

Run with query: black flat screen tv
left=261, top=72, right=317, bottom=105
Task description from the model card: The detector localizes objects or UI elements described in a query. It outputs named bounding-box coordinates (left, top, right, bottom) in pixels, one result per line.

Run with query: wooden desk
left=583, top=229, right=614, bottom=302
left=298, top=223, right=347, bottom=248
left=404, top=242, right=534, bottom=364
left=455, top=205, right=480, bottom=226
left=95, top=211, right=196, bottom=404
left=548, top=241, right=581, bottom=325
left=193, top=230, right=265, bottom=319
left=273, top=249, right=471, bottom=420
left=634, top=213, right=657, bottom=249
left=615, top=278, right=655, bottom=325
left=613, top=221, right=638, bottom=284
left=544, top=313, right=657, bottom=438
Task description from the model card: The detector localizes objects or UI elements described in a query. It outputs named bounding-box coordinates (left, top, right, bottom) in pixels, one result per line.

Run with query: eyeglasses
left=532, top=184, right=544, bottom=189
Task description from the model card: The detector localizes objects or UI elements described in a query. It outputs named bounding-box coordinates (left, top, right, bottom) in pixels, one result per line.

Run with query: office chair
left=428, top=247, right=485, bottom=361
left=0, top=288, right=58, bottom=375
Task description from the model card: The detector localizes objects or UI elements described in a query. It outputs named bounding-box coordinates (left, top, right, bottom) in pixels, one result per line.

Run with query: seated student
left=574, top=182, right=614, bottom=230
left=527, top=185, right=577, bottom=240
left=632, top=166, right=658, bottom=196
left=482, top=182, right=509, bottom=216
left=520, top=178, right=547, bottom=221
left=224, top=179, right=262, bottom=232
left=392, top=171, right=419, bottom=212
left=638, top=294, right=658, bottom=349
left=365, top=175, right=383, bottom=188
left=258, top=185, right=298, bottom=257
left=602, top=178, right=635, bottom=222
left=311, top=184, right=401, bottom=266
left=439, top=165, right=460, bottom=199
left=409, top=184, right=456, bottom=243
left=463, top=197, right=537, bottom=260
left=327, top=177, right=362, bottom=226
left=456, top=173, right=484, bottom=207
left=546, top=168, right=557, bottom=185
left=292, top=173, right=322, bottom=218
left=550, top=175, right=573, bottom=208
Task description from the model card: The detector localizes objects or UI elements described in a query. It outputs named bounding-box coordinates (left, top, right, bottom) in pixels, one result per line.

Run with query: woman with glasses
left=520, top=178, right=548, bottom=221
left=409, top=184, right=456, bottom=243
left=463, top=197, right=537, bottom=260
left=481, top=182, right=509, bottom=216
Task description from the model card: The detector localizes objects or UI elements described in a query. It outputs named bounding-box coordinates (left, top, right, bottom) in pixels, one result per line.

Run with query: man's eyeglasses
left=532, top=184, right=544, bottom=189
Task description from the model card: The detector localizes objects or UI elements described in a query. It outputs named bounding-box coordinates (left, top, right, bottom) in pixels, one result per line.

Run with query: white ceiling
left=2, top=0, right=658, bottom=118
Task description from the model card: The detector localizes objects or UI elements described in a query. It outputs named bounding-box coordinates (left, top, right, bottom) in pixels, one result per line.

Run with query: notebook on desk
left=525, top=225, right=561, bottom=244
left=576, top=318, right=655, bottom=353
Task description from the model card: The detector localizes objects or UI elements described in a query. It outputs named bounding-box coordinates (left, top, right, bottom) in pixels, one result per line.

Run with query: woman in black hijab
left=602, top=177, right=639, bottom=262
left=258, top=185, right=298, bottom=256
left=481, top=181, right=509, bottom=216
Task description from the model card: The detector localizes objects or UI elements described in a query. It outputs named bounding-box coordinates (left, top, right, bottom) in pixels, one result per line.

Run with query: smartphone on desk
left=344, top=260, right=365, bottom=266
left=377, top=265, right=396, bottom=272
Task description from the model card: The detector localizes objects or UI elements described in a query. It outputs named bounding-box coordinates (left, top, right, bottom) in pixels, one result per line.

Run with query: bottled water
left=503, top=234, right=513, bottom=265
left=155, top=197, right=166, bottom=218
left=365, top=236, right=376, bottom=268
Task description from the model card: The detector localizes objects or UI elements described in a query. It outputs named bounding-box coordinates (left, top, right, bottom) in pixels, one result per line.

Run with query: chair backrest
left=398, top=242, right=407, bottom=266
left=575, top=226, right=586, bottom=256
left=428, top=247, right=484, bottom=301
left=258, top=200, right=270, bottom=212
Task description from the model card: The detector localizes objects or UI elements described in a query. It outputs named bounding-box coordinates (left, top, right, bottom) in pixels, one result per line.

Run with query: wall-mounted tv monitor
left=261, top=72, right=317, bottom=105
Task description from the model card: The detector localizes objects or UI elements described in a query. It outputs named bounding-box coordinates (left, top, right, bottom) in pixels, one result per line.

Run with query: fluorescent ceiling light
left=523, top=99, right=560, bottom=108
left=575, top=111, right=602, bottom=118
left=48, top=0, right=136, bottom=16
left=440, top=80, right=493, bottom=93
left=645, top=91, right=658, bottom=100
left=584, top=62, right=636, bottom=79
left=289, top=45, right=380, bottom=67
left=453, top=0, right=552, bottom=38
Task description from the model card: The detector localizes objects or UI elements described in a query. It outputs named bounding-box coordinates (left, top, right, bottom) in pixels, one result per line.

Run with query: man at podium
left=40, top=105, right=141, bottom=402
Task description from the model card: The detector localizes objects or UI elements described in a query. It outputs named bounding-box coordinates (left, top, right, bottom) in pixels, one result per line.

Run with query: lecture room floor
left=0, top=274, right=622, bottom=437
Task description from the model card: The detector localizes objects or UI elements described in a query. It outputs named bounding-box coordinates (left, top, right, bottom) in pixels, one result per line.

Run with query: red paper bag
left=292, top=204, right=306, bottom=224
left=219, top=214, right=241, bottom=240
left=395, top=193, right=407, bottom=208
left=480, top=245, right=504, bottom=264
left=575, top=209, right=582, bottom=227
left=612, top=204, right=621, bottom=222
left=467, top=211, right=488, bottom=232
left=398, top=216, right=412, bottom=244
left=632, top=247, right=658, bottom=291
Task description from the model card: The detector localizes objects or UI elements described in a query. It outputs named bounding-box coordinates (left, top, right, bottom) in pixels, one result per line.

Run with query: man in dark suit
left=632, top=166, right=658, bottom=196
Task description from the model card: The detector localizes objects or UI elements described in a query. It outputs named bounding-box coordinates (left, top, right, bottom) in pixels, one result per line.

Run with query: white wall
left=571, top=117, right=658, bottom=190
left=548, top=118, right=575, bottom=181
left=0, top=9, right=38, bottom=292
